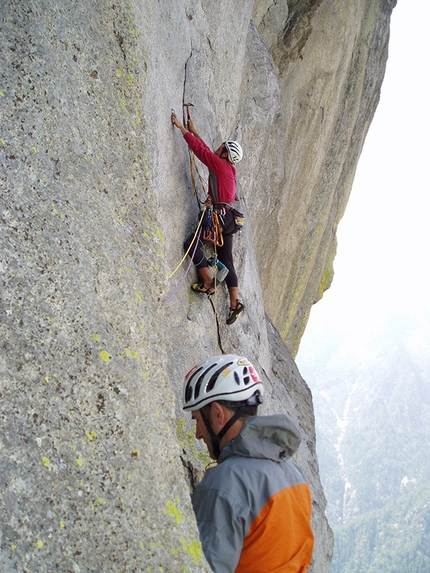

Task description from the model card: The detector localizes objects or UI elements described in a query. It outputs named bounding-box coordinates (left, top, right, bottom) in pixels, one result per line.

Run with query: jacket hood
left=219, top=414, right=302, bottom=464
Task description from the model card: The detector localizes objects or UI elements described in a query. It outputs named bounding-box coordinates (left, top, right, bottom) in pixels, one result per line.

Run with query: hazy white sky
left=300, top=0, right=430, bottom=340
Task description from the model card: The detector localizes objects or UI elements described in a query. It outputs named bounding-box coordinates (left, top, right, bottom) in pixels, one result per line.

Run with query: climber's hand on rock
left=171, top=112, right=182, bottom=129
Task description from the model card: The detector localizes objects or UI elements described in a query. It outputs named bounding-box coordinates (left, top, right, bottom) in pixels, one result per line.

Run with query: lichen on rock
left=0, top=0, right=396, bottom=571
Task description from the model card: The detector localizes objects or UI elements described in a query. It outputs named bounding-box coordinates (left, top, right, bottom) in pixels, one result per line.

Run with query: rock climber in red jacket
left=172, top=111, right=244, bottom=325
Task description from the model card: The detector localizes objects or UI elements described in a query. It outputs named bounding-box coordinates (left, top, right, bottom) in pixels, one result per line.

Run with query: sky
left=297, top=0, right=430, bottom=344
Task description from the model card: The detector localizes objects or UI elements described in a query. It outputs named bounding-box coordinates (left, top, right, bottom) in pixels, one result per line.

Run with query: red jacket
left=184, top=132, right=236, bottom=204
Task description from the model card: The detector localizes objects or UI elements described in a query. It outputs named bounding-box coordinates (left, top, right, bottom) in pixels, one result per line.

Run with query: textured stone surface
left=1, top=1, right=208, bottom=571
left=1, top=0, right=395, bottom=571
left=242, top=0, right=397, bottom=355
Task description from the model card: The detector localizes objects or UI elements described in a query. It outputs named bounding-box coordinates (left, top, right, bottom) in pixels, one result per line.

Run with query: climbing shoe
left=226, top=301, right=245, bottom=325
left=191, top=283, right=215, bottom=296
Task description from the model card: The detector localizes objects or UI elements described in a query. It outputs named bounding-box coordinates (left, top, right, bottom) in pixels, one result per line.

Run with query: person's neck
left=219, top=418, right=245, bottom=451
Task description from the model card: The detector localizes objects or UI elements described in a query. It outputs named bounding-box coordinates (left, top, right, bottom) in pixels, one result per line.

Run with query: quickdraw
left=213, top=212, right=224, bottom=247
left=202, top=227, right=217, bottom=243
left=201, top=206, right=224, bottom=247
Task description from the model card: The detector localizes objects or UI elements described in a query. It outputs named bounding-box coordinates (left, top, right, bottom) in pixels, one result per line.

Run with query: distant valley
left=297, top=306, right=430, bottom=572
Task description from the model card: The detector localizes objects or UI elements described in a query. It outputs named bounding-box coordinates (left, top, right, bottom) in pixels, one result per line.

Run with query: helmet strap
left=200, top=405, right=246, bottom=461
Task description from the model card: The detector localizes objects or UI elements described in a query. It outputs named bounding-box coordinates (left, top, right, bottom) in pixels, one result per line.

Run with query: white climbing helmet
left=183, top=354, right=263, bottom=411
left=224, top=140, right=243, bottom=164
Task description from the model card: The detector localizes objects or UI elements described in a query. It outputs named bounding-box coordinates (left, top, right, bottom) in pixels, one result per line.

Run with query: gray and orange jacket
left=192, top=414, right=314, bottom=573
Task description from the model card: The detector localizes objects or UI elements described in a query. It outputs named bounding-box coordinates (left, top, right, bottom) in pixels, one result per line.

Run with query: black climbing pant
left=184, top=210, right=238, bottom=289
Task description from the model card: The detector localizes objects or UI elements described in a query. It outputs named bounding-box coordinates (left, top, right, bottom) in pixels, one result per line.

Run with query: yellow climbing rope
left=168, top=207, right=206, bottom=279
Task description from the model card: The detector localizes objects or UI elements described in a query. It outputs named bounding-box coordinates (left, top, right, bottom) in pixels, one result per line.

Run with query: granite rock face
left=1, top=0, right=394, bottom=571
left=244, top=0, right=396, bottom=355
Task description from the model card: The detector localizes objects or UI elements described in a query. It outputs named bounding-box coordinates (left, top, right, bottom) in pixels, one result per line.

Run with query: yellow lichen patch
left=139, top=541, right=145, bottom=550
left=317, top=259, right=334, bottom=300
left=76, top=458, right=83, bottom=467
left=125, top=348, right=140, bottom=360
left=131, top=449, right=140, bottom=457
left=180, top=538, right=203, bottom=565
left=100, top=351, right=111, bottom=362
left=92, top=334, right=99, bottom=342
left=36, top=540, right=44, bottom=549
left=176, top=420, right=211, bottom=467
left=97, top=498, right=103, bottom=505
left=167, top=500, right=182, bottom=525
left=85, top=431, right=97, bottom=442
left=11, top=545, right=17, bottom=550
left=136, top=290, right=143, bottom=303
left=42, top=457, right=50, bottom=468
left=60, top=522, right=65, bottom=529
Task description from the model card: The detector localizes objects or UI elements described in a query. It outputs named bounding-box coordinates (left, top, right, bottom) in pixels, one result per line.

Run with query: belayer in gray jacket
left=183, top=354, right=314, bottom=573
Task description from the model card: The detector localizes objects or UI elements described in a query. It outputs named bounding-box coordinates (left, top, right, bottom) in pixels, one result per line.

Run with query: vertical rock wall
left=1, top=1, right=208, bottom=571
left=1, top=0, right=395, bottom=571
left=242, top=0, right=397, bottom=355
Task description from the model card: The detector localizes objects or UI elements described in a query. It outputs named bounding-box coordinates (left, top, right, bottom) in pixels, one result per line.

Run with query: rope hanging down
left=168, top=207, right=207, bottom=280
left=164, top=225, right=202, bottom=305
